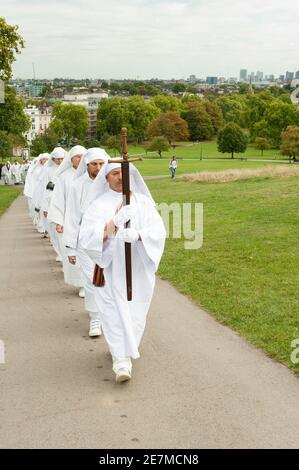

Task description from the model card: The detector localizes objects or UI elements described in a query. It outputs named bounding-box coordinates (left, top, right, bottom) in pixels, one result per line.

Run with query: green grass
left=0, top=185, right=22, bottom=217
left=147, top=174, right=299, bottom=374
left=126, top=141, right=286, bottom=161
left=134, top=158, right=289, bottom=177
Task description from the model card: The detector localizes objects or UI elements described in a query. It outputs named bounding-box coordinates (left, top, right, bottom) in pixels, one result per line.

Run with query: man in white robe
left=47, top=145, right=86, bottom=294
left=63, top=148, right=110, bottom=337
left=38, top=147, right=66, bottom=259
left=2, top=162, right=12, bottom=185
left=11, top=161, right=21, bottom=185
left=28, top=154, right=50, bottom=231
left=79, top=162, right=166, bottom=382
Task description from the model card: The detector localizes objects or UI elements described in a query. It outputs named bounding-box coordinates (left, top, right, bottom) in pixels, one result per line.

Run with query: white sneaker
left=89, top=321, right=102, bottom=337
left=55, top=254, right=62, bottom=262
left=115, top=368, right=131, bottom=383
left=78, top=287, right=85, bottom=298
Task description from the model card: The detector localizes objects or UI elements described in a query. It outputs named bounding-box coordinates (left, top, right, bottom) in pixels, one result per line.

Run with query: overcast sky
left=2, top=0, right=299, bottom=79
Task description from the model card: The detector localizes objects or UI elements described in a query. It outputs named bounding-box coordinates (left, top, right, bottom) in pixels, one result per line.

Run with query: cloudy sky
left=2, top=0, right=299, bottom=79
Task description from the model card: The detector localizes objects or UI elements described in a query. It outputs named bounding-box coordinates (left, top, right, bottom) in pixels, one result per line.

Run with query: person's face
left=71, top=154, right=82, bottom=169
left=106, top=168, right=122, bottom=192
left=40, top=158, right=48, bottom=165
left=87, top=159, right=105, bottom=179
left=53, top=157, right=64, bottom=166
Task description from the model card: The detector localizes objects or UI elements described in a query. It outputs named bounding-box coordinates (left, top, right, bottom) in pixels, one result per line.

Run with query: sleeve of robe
left=79, top=200, right=106, bottom=266
left=63, top=181, right=82, bottom=255
left=47, top=176, right=65, bottom=226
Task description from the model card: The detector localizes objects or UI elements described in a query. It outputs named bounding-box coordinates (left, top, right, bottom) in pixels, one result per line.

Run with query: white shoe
left=89, top=321, right=102, bottom=337
left=55, top=255, right=62, bottom=262
left=78, top=287, right=85, bottom=298
left=115, top=368, right=131, bottom=383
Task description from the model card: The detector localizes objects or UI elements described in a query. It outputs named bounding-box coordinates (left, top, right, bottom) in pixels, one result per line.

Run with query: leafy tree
left=216, top=96, right=247, bottom=127
left=254, top=137, right=271, bottom=156
left=0, top=17, right=25, bottom=81
left=104, top=135, right=122, bottom=157
left=0, top=86, right=30, bottom=136
left=147, top=136, right=170, bottom=158
left=182, top=103, right=214, bottom=141
left=30, top=128, right=60, bottom=156
left=127, top=96, right=159, bottom=143
left=152, top=95, right=182, bottom=113
left=0, top=131, right=12, bottom=160
left=147, top=112, right=189, bottom=144
left=217, top=123, right=248, bottom=159
left=280, top=126, right=299, bottom=162
left=262, top=101, right=299, bottom=147
left=97, top=97, right=129, bottom=139
left=50, top=102, right=88, bottom=143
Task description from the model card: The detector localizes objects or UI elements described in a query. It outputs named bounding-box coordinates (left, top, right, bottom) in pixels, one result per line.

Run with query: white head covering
left=85, top=159, right=155, bottom=207
left=75, top=147, right=110, bottom=179
left=29, top=153, right=50, bottom=175
left=47, top=147, right=67, bottom=168
left=56, top=145, right=86, bottom=176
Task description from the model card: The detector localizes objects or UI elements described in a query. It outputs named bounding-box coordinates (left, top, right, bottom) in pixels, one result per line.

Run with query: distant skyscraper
left=279, top=75, right=285, bottom=82
left=295, top=71, right=299, bottom=79
left=206, top=76, right=218, bottom=85
left=256, top=71, right=263, bottom=81
left=240, top=69, right=247, bottom=81
left=286, top=71, right=294, bottom=81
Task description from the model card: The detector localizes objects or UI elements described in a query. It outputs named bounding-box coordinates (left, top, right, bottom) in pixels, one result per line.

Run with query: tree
left=215, top=96, right=247, bottom=127
left=97, top=97, right=129, bottom=139
left=50, top=102, right=88, bottom=143
left=280, top=126, right=299, bottom=162
left=0, top=86, right=30, bottom=136
left=147, top=112, right=189, bottom=144
left=0, top=131, right=12, bottom=161
left=104, top=135, right=122, bottom=157
left=0, top=18, right=25, bottom=82
left=147, top=136, right=170, bottom=158
left=30, top=128, right=60, bottom=157
left=217, top=123, right=248, bottom=159
left=127, top=96, right=159, bottom=143
left=152, top=95, right=182, bottom=113
left=261, top=101, right=299, bottom=147
left=254, top=137, right=271, bottom=156
left=182, top=104, right=213, bottom=141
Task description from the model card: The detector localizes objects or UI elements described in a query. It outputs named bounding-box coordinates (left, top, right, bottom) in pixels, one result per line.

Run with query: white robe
left=63, top=172, right=99, bottom=318
left=79, top=190, right=166, bottom=359
left=2, top=165, right=12, bottom=185
left=11, top=163, right=21, bottom=184
left=48, top=167, right=83, bottom=287
left=38, top=164, right=61, bottom=255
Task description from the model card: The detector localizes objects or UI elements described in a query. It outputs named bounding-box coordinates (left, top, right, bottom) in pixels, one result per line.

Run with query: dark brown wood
left=93, top=265, right=105, bottom=287
left=121, top=129, right=132, bottom=301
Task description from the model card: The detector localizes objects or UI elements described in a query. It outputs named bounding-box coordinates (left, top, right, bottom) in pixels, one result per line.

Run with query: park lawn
left=0, top=186, right=23, bottom=217
left=147, top=174, right=299, bottom=374
left=134, top=158, right=288, bottom=177
left=126, top=140, right=287, bottom=161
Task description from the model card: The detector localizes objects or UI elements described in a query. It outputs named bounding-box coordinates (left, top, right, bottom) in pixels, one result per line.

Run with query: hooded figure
left=27, top=153, right=50, bottom=228
left=47, top=145, right=86, bottom=291
left=36, top=147, right=66, bottom=258
left=2, top=161, right=12, bottom=185
left=79, top=161, right=166, bottom=382
left=63, top=148, right=110, bottom=336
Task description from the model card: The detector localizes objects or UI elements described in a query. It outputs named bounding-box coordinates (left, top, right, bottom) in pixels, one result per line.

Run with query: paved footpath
left=1, top=195, right=299, bottom=449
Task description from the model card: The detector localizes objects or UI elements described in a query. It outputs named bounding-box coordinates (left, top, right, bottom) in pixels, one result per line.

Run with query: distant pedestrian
left=169, top=156, right=178, bottom=179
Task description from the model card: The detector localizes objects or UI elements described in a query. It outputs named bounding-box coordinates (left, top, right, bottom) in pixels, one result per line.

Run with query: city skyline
left=2, top=0, right=299, bottom=80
